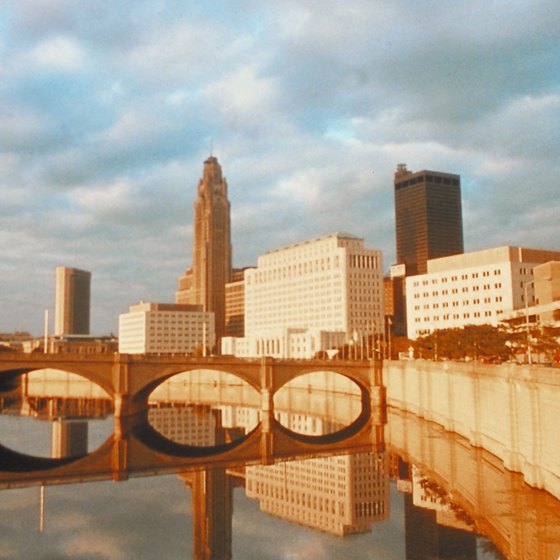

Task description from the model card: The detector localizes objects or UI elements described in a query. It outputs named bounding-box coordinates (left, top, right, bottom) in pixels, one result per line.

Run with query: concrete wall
left=387, top=407, right=560, bottom=560
left=384, top=359, right=560, bottom=499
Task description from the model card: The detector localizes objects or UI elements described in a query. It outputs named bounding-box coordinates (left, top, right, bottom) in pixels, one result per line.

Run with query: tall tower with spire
left=176, top=156, right=232, bottom=343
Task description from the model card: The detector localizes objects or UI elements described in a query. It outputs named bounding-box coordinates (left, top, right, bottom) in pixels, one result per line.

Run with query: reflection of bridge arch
left=0, top=399, right=384, bottom=487
left=0, top=354, right=383, bottom=418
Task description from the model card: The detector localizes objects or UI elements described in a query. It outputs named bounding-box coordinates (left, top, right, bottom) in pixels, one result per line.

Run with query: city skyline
left=1, top=1, right=558, bottom=335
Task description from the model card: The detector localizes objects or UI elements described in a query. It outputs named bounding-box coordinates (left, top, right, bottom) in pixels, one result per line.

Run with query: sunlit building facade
left=406, top=246, right=560, bottom=339
left=224, top=268, right=248, bottom=338
left=176, top=156, right=232, bottom=342
left=118, top=302, right=214, bottom=354
left=534, top=261, right=560, bottom=324
left=223, top=232, right=384, bottom=358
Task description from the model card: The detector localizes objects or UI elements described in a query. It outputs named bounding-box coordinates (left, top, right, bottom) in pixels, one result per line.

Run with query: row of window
left=412, top=269, right=503, bottom=287
left=413, top=283, right=502, bottom=298
left=414, top=310, right=500, bottom=322
left=414, top=296, right=502, bottom=310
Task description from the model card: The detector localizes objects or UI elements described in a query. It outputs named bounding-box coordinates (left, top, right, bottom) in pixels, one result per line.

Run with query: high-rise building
left=394, top=164, right=464, bottom=276
left=176, top=156, right=232, bottom=342
left=54, top=267, right=91, bottom=336
left=222, top=232, right=384, bottom=359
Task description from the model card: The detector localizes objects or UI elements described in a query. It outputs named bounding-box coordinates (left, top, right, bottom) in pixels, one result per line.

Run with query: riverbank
left=384, top=359, right=560, bottom=499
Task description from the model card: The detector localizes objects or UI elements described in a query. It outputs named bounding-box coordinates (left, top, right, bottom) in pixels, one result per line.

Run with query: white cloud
left=204, top=63, right=279, bottom=118
left=70, top=179, right=134, bottom=216
left=100, top=111, right=169, bottom=145
left=30, top=35, right=85, bottom=71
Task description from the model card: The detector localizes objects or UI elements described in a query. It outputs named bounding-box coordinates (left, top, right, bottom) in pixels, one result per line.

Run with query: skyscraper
left=394, top=164, right=464, bottom=276
left=54, top=267, right=91, bottom=336
left=176, top=156, right=232, bottom=341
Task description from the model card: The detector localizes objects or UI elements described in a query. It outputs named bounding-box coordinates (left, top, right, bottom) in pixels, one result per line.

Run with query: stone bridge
left=0, top=353, right=384, bottom=418
left=0, top=353, right=386, bottom=487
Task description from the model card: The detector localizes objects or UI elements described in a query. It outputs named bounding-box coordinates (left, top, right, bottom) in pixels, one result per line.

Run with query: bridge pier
left=260, top=357, right=274, bottom=463
left=112, top=356, right=150, bottom=418
left=369, top=357, right=387, bottom=442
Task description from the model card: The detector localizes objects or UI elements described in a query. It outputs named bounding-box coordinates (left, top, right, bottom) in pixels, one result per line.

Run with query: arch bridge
left=0, top=353, right=385, bottom=419
left=0, top=353, right=386, bottom=487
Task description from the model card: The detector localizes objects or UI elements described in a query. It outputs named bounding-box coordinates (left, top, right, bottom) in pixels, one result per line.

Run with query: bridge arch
left=127, top=363, right=262, bottom=413
left=0, top=363, right=114, bottom=399
left=267, top=361, right=374, bottom=398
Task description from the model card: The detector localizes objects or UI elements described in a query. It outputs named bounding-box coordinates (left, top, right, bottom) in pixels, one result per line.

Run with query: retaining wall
left=384, top=359, right=560, bottom=498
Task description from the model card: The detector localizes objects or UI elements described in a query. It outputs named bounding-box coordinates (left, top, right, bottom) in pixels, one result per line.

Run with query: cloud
left=29, top=35, right=85, bottom=71
left=65, top=532, right=127, bottom=560
left=0, top=0, right=558, bottom=334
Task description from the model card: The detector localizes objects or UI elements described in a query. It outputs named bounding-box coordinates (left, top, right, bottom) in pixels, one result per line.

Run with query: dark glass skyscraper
left=394, top=164, right=464, bottom=276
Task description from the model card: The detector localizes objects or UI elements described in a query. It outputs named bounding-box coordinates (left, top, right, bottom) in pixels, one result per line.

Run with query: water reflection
left=0, top=369, right=559, bottom=559
left=273, top=371, right=362, bottom=436
left=246, top=451, right=387, bottom=536
left=148, top=370, right=260, bottom=448
left=0, top=369, right=112, bottom=459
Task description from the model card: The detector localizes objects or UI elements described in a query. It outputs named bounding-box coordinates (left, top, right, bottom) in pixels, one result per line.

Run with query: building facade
left=394, top=165, right=464, bottom=277
left=223, top=232, right=384, bottom=358
left=534, top=261, right=560, bottom=324
left=118, top=302, right=215, bottom=354
left=224, top=268, right=248, bottom=338
left=406, top=246, right=560, bottom=339
left=176, top=156, right=232, bottom=342
left=54, top=267, right=91, bottom=336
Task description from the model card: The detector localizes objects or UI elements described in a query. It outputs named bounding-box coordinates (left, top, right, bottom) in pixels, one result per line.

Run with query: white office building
left=222, top=232, right=384, bottom=358
left=118, top=302, right=214, bottom=354
left=406, top=246, right=560, bottom=339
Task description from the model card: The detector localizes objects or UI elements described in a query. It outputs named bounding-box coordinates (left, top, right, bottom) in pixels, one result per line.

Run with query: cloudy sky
left=1, top=0, right=559, bottom=335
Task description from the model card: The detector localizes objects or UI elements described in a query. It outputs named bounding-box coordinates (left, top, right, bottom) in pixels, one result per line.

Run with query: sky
left=1, top=0, right=559, bottom=335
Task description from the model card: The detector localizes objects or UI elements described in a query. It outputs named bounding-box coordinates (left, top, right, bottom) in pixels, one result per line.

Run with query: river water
left=0, top=368, right=558, bottom=559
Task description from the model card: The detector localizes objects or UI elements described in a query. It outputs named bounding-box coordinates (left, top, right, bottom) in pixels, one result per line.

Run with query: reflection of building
left=191, top=468, right=233, bottom=560
left=404, top=493, right=476, bottom=560
left=51, top=420, right=88, bottom=458
left=403, top=466, right=476, bottom=559
left=147, top=405, right=218, bottom=446
left=176, top=156, right=232, bottom=342
left=118, top=302, right=214, bottom=354
left=223, top=232, right=384, bottom=358
left=246, top=452, right=388, bottom=536
left=406, top=246, right=560, bottom=339
left=394, top=165, right=463, bottom=277
left=55, top=267, right=91, bottom=336
left=411, top=466, right=474, bottom=533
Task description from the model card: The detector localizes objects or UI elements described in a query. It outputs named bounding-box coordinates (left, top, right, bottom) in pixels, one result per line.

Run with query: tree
left=413, top=325, right=513, bottom=362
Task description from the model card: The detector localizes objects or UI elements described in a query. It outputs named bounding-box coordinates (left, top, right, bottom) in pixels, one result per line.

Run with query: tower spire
left=175, top=156, right=232, bottom=345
